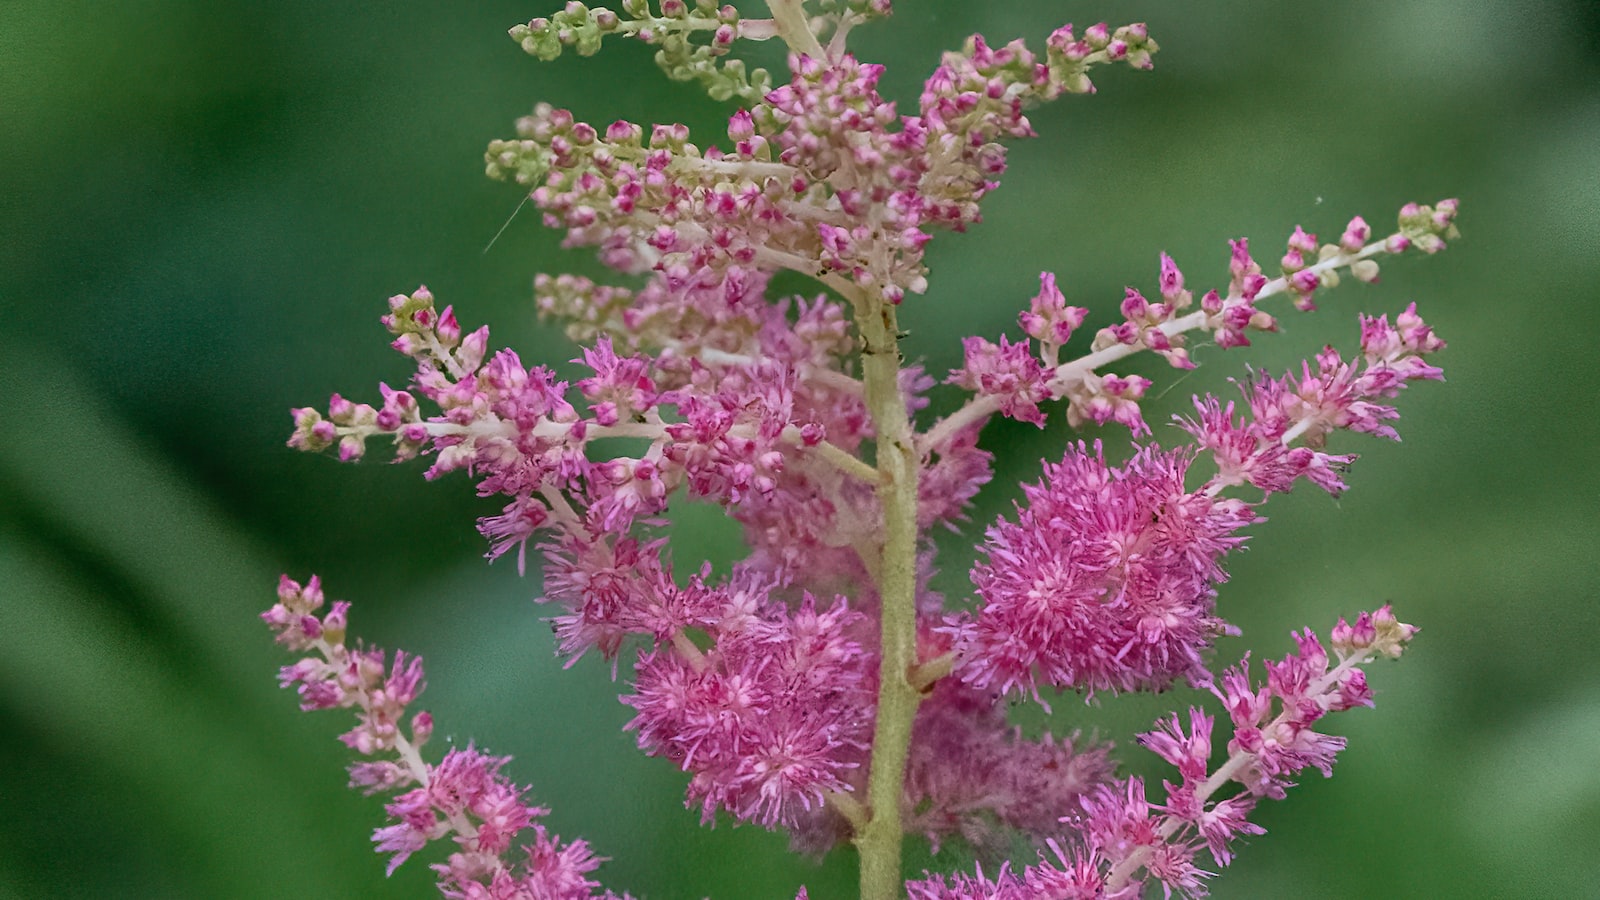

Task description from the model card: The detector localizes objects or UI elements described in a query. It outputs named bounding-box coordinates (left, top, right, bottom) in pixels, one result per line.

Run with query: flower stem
left=766, top=0, right=827, bottom=59
left=918, top=233, right=1402, bottom=454
left=852, top=291, right=921, bottom=900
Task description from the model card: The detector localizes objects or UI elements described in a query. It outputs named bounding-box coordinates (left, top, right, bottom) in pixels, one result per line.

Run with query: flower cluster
left=906, top=607, right=1418, bottom=899
left=950, top=443, right=1258, bottom=703
left=275, top=3, right=1457, bottom=898
left=945, top=297, right=1448, bottom=705
left=485, top=16, right=1157, bottom=304
left=264, top=576, right=626, bottom=898
left=930, top=199, right=1457, bottom=445
left=1183, top=301, right=1447, bottom=497
left=898, top=679, right=1114, bottom=856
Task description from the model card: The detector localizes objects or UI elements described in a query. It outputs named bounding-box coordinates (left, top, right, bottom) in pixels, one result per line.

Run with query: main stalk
left=853, top=294, right=922, bottom=900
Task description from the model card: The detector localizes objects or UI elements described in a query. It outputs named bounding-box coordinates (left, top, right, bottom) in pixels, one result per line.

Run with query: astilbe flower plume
left=907, top=606, right=1419, bottom=899
left=263, top=576, right=628, bottom=899
left=951, top=443, right=1257, bottom=703
left=273, top=3, right=1460, bottom=897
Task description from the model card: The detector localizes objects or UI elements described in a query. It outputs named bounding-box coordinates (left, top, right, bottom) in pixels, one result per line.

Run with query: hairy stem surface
left=853, top=291, right=921, bottom=900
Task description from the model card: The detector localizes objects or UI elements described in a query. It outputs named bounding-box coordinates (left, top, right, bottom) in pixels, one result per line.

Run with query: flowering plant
left=268, top=2, right=1458, bottom=897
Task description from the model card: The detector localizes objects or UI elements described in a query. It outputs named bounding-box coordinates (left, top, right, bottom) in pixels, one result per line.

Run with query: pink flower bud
left=1158, top=252, right=1185, bottom=300
left=1121, top=287, right=1150, bottom=320
left=1291, top=269, right=1321, bottom=296
left=328, top=393, right=356, bottom=423
left=1287, top=225, right=1318, bottom=254
left=411, top=711, right=433, bottom=746
left=1340, top=216, right=1371, bottom=253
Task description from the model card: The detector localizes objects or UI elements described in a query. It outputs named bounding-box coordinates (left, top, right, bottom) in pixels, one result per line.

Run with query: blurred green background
left=3, top=1, right=1597, bottom=897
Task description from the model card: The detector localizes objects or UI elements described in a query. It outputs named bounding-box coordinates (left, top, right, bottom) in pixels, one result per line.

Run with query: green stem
left=852, top=292, right=921, bottom=900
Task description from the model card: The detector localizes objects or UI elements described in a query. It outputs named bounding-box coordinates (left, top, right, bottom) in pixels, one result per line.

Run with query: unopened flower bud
left=310, top=419, right=337, bottom=446
left=1288, top=225, right=1318, bottom=255
left=328, top=393, right=356, bottom=424
left=411, top=711, right=434, bottom=746
left=322, top=601, right=349, bottom=645
left=458, top=326, right=490, bottom=372
left=1371, top=605, right=1418, bottom=658
left=1340, top=216, right=1371, bottom=253
left=338, top=435, right=366, bottom=462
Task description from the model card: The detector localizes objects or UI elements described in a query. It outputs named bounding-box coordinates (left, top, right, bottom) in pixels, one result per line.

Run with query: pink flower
left=622, top=585, right=873, bottom=830
left=285, top=5, right=1458, bottom=893
left=904, top=681, right=1114, bottom=852
left=947, top=335, right=1051, bottom=426
left=950, top=443, right=1256, bottom=700
left=1019, top=272, right=1089, bottom=352
left=1061, top=371, right=1153, bottom=435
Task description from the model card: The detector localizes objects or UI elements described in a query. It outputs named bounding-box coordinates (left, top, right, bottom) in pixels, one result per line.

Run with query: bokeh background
left=4, top=1, right=1597, bottom=897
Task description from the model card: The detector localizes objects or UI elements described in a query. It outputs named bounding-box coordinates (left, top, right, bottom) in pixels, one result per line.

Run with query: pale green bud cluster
left=509, top=1, right=773, bottom=103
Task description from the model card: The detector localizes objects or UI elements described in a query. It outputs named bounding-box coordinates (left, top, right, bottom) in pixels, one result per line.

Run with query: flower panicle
left=264, top=575, right=629, bottom=899
left=931, top=199, right=1459, bottom=443
left=948, top=440, right=1257, bottom=704
left=909, top=607, right=1417, bottom=899
left=1181, top=301, right=1447, bottom=498
left=947, top=296, right=1442, bottom=702
left=277, top=6, right=1461, bottom=897
left=544, top=538, right=878, bottom=832
left=487, top=17, right=1155, bottom=306
left=285, top=278, right=889, bottom=574
left=1095, top=605, right=1418, bottom=895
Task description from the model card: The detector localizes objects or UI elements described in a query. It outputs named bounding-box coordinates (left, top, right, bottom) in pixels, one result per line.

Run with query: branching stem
left=919, top=235, right=1399, bottom=454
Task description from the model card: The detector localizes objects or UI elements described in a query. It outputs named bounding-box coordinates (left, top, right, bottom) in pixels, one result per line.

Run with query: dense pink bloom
left=903, top=681, right=1114, bottom=852
left=281, top=4, right=1460, bottom=894
left=621, top=580, right=875, bottom=830
left=950, top=443, right=1257, bottom=700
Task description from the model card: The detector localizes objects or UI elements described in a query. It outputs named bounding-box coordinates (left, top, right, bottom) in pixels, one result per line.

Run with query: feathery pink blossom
left=279, top=6, right=1460, bottom=895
